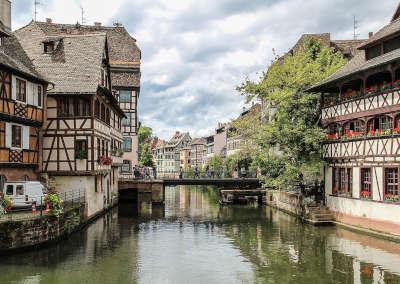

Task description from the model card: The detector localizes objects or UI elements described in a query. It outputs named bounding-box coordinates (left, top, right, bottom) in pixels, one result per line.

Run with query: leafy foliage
left=138, top=124, right=153, bottom=167
left=139, top=143, right=154, bottom=167
left=237, top=39, right=346, bottom=188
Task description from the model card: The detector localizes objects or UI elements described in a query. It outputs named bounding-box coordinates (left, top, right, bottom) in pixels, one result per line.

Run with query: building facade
left=15, top=20, right=141, bottom=177
left=179, top=146, right=191, bottom=170
left=154, top=132, right=191, bottom=174
left=15, top=22, right=125, bottom=217
left=309, top=5, right=400, bottom=235
left=190, top=138, right=206, bottom=169
left=0, top=1, right=48, bottom=187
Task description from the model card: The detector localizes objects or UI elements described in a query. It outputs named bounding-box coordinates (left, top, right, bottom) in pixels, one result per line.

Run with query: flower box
left=360, top=190, right=371, bottom=199
left=384, top=194, right=400, bottom=203
left=98, top=155, right=112, bottom=166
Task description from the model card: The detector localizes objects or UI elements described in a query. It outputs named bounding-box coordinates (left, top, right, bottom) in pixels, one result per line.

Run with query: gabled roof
left=32, top=21, right=140, bottom=67
left=0, top=34, right=46, bottom=82
left=191, top=138, right=206, bottom=145
left=166, top=131, right=190, bottom=147
left=16, top=31, right=107, bottom=94
left=28, top=21, right=141, bottom=88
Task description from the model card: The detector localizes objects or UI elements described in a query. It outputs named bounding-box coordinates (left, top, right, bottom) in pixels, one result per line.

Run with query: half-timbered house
left=14, top=26, right=125, bottom=217
left=309, top=4, right=400, bottom=234
left=0, top=0, right=48, bottom=188
left=15, top=20, right=141, bottom=177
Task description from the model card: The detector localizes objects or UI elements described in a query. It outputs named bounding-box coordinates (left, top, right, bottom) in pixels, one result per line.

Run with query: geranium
left=360, top=190, right=371, bottom=198
left=98, top=155, right=112, bottom=165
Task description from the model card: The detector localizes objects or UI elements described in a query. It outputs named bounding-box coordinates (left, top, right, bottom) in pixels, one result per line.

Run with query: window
left=59, top=97, right=91, bottom=117
left=122, top=160, right=131, bottom=173
left=106, top=108, right=110, bottom=125
left=368, top=115, right=393, bottom=132
left=101, top=140, right=105, bottom=156
left=95, top=99, right=100, bottom=118
left=44, top=42, right=55, bottom=53
left=11, top=125, right=22, bottom=148
left=97, top=138, right=101, bottom=159
left=122, top=112, right=131, bottom=126
left=16, top=185, right=24, bottom=195
left=119, top=90, right=131, bottom=103
left=333, top=167, right=352, bottom=196
left=122, top=137, right=132, bottom=152
left=37, top=85, right=42, bottom=107
left=360, top=168, right=372, bottom=199
left=6, top=185, right=13, bottom=195
left=101, top=103, right=105, bottom=121
left=75, top=140, right=88, bottom=159
left=366, top=44, right=381, bottom=60
left=16, top=78, right=26, bottom=102
left=385, top=168, right=399, bottom=199
left=0, top=36, right=3, bottom=46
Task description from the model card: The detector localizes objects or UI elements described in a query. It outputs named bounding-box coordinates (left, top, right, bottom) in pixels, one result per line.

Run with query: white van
left=3, top=181, right=47, bottom=209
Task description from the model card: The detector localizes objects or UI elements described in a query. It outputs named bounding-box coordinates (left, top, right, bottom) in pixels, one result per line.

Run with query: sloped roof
left=191, top=138, right=206, bottom=145
left=166, top=132, right=190, bottom=147
left=358, top=18, right=400, bottom=49
left=29, top=21, right=141, bottom=88
left=309, top=48, right=400, bottom=91
left=33, top=21, right=140, bottom=66
left=0, top=34, right=46, bottom=82
left=17, top=32, right=107, bottom=94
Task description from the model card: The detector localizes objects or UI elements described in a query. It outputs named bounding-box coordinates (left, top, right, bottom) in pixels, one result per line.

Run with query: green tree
left=237, top=39, right=346, bottom=188
left=206, top=155, right=224, bottom=170
left=138, top=124, right=153, bottom=165
left=139, top=143, right=154, bottom=167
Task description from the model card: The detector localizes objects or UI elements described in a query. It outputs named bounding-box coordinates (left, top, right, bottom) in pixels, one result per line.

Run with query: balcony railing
left=325, top=128, right=400, bottom=143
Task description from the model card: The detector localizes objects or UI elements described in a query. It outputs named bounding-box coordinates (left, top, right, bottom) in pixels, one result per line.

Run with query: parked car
left=2, top=181, right=48, bottom=209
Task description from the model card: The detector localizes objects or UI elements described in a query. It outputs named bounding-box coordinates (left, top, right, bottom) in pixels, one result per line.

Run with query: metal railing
left=120, top=169, right=258, bottom=180
left=0, top=188, right=86, bottom=223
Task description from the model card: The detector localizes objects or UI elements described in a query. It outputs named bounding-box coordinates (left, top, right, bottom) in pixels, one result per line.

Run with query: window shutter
left=22, top=126, right=30, bottom=150
left=5, top=123, right=11, bottom=148
left=11, top=76, right=16, bottom=100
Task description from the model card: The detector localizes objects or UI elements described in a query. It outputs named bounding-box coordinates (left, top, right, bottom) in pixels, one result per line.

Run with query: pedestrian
left=194, top=166, right=199, bottom=179
left=240, top=166, right=246, bottom=178
left=179, top=167, right=183, bottom=179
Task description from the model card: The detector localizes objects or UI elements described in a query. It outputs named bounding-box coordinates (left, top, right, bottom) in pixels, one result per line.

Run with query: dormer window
left=0, top=36, right=3, bottom=46
left=44, top=42, right=55, bottom=53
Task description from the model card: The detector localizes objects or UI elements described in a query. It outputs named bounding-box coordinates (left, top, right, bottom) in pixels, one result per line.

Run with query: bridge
left=118, top=177, right=262, bottom=204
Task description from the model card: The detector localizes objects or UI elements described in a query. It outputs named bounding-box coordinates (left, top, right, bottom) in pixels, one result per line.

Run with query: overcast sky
left=11, top=0, right=399, bottom=139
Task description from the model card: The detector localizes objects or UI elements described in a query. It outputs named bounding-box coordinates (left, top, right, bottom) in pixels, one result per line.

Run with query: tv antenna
left=34, top=0, right=40, bottom=21
left=353, top=15, right=360, bottom=40
left=80, top=6, right=87, bottom=25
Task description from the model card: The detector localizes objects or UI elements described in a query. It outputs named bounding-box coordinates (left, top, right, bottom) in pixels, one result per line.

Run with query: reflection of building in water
left=327, top=229, right=400, bottom=283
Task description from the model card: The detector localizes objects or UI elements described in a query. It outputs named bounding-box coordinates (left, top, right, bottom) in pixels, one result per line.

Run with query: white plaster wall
left=352, top=167, right=360, bottom=199
left=325, top=167, right=332, bottom=195
left=372, top=167, right=384, bottom=202
left=327, top=195, right=400, bottom=224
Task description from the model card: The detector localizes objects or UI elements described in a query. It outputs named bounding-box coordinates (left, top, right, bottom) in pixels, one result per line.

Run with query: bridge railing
left=118, top=170, right=258, bottom=181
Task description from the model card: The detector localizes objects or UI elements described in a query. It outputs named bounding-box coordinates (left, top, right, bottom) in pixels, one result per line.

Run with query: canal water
left=1, top=185, right=400, bottom=284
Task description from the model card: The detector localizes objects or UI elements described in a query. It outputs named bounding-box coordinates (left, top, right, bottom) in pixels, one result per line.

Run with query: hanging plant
left=44, top=193, right=63, bottom=217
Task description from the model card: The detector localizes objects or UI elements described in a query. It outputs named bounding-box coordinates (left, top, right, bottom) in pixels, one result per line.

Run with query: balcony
left=323, top=130, right=400, bottom=159
left=0, top=99, right=44, bottom=125
left=322, top=83, right=400, bottom=122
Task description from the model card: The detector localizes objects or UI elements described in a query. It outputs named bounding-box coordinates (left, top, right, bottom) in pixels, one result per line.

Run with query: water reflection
left=0, top=185, right=399, bottom=283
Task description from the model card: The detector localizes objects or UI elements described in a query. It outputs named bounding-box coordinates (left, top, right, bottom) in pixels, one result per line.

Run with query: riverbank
left=0, top=200, right=117, bottom=255
left=266, top=189, right=400, bottom=243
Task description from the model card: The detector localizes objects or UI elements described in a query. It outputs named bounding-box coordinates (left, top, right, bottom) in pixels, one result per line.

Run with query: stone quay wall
left=265, top=190, right=303, bottom=217
left=0, top=205, right=84, bottom=254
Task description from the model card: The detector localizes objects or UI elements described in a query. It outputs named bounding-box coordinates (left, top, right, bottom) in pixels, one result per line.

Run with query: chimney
left=46, top=18, right=52, bottom=24
left=94, top=22, right=102, bottom=27
left=0, top=0, right=11, bottom=33
left=369, top=32, right=373, bottom=38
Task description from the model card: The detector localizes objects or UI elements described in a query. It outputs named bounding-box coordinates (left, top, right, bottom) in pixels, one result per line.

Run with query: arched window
left=94, top=99, right=100, bottom=118
left=343, top=119, right=365, bottom=133
left=101, top=103, right=105, bottom=121
left=367, top=115, right=393, bottom=132
left=106, top=108, right=110, bottom=125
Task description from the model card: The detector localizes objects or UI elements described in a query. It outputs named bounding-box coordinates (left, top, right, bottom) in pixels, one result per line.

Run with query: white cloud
left=12, top=0, right=400, bottom=140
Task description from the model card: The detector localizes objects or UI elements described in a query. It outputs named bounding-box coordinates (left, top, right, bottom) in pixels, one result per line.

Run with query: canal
left=1, top=185, right=400, bottom=283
